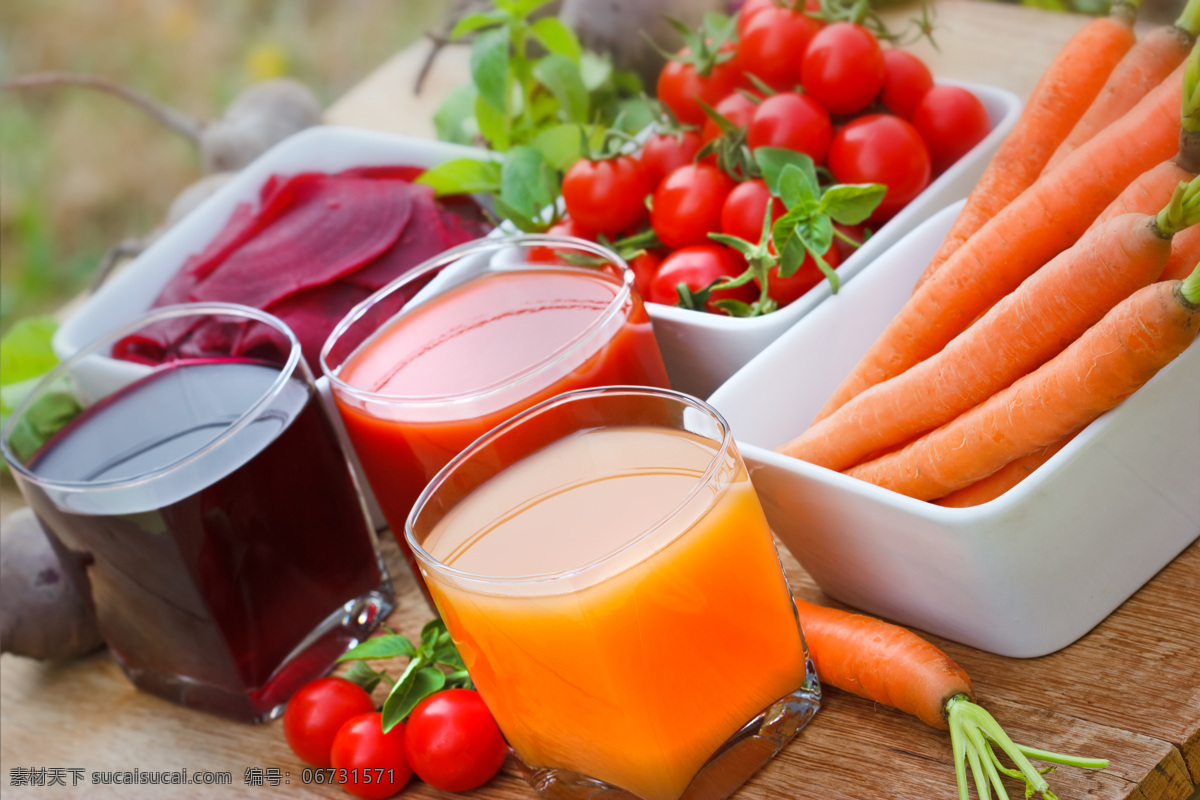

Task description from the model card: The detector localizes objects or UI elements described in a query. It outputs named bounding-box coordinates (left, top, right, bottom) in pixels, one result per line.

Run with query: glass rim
left=0, top=301, right=304, bottom=493
left=319, top=233, right=635, bottom=409
left=404, top=385, right=736, bottom=587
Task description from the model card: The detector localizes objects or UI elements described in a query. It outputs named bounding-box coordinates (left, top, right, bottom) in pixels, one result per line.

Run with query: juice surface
left=335, top=267, right=670, bottom=548
left=421, top=426, right=807, bottom=800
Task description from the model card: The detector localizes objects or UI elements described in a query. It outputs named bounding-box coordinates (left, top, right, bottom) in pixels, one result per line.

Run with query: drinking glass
left=406, top=386, right=821, bottom=800
left=321, top=234, right=671, bottom=599
left=1, top=303, right=394, bottom=722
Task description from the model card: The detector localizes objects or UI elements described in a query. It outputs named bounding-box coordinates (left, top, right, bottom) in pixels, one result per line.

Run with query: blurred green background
left=0, top=0, right=445, bottom=336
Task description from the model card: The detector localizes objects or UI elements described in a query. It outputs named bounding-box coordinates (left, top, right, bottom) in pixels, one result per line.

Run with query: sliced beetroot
left=189, top=175, right=412, bottom=309
left=256, top=279, right=373, bottom=373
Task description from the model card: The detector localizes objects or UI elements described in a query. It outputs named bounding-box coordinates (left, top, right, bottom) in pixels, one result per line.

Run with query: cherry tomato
left=738, top=6, right=821, bottom=91
left=911, top=85, right=992, bottom=174
left=720, top=179, right=784, bottom=245
left=639, top=131, right=703, bottom=186
left=832, top=221, right=870, bottom=262
left=651, top=163, right=736, bottom=249
left=403, top=689, right=508, bottom=792
left=800, top=23, right=885, bottom=116
left=562, top=155, right=651, bottom=237
left=747, top=92, right=833, bottom=164
left=701, top=91, right=761, bottom=144
left=630, top=250, right=663, bottom=300
left=647, top=244, right=756, bottom=313
left=760, top=242, right=842, bottom=306
left=880, top=50, right=934, bottom=120
left=329, top=712, right=412, bottom=800
left=283, top=677, right=377, bottom=768
left=657, top=43, right=748, bottom=126
left=527, top=218, right=596, bottom=264
left=738, top=0, right=822, bottom=37
left=828, top=114, right=931, bottom=222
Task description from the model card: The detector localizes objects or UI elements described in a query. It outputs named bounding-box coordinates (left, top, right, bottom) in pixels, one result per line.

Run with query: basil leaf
left=450, top=10, right=508, bottom=40
left=5, top=388, right=82, bottom=464
left=821, top=184, right=887, bottom=225
left=755, top=148, right=817, bottom=199
left=777, top=163, right=819, bottom=211
left=471, top=26, right=511, bottom=113
left=711, top=298, right=757, bottom=317
left=433, top=85, right=480, bottom=146
left=530, top=17, right=582, bottom=64
left=337, top=634, right=417, bottom=662
left=794, top=214, right=835, bottom=260
left=343, top=661, right=386, bottom=694
left=475, top=92, right=511, bottom=150
left=500, top=145, right=556, bottom=219
left=579, top=50, right=613, bottom=92
left=0, top=318, right=59, bottom=386
left=415, top=157, right=502, bottom=197
left=778, top=235, right=808, bottom=279
left=381, top=666, right=446, bottom=732
left=533, top=124, right=584, bottom=170
left=533, top=54, right=589, bottom=123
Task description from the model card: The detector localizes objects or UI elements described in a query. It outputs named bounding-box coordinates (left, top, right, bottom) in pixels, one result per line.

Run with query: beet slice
left=254, top=280, right=373, bottom=373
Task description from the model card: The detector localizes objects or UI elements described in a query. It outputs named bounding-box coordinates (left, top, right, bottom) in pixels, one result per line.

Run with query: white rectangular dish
left=653, top=78, right=1021, bottom=398
left=707, top=200, right=1200, bottom=658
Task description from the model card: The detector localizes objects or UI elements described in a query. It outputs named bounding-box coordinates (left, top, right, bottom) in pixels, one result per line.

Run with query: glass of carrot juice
left=321, top=235, right=671, bottom=598
left=405, top=386, right=821, bottom=800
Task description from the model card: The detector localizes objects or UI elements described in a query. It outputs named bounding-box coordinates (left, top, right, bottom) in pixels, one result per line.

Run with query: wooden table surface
left=3, top=2, right=1198, bottom=798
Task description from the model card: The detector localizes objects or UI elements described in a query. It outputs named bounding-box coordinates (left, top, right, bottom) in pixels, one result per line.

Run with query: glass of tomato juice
left=320, top=235, right=671, bottom=600
left=1, top=303, right=395, bottom=722
left=405, top=386, right=821, bottom=800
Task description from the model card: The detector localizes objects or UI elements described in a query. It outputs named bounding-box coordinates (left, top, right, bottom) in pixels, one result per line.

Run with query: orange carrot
left=1041, top=0, right=1199, bottom=175
left=809, top=54, right=1190, bottom=426
left=912, top=2, right=1139, bottom=290
left=846, top=184, right=1200, bottom=501
left=1163, top=225, right=1200, bottom=279
left=934, top=435, right=1073, bottom=508
left=780, top=210, right=1173, bottom=472
left=793, top=598, right=1108, bottom=800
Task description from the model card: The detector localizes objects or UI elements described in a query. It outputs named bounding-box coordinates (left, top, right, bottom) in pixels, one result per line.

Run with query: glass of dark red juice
left=320, top=235, right=671, bottom=603
left=1, top=303, right=394, bottom=722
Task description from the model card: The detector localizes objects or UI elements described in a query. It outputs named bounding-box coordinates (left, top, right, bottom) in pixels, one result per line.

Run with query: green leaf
left=415, top=157, right=502, bottom=196
left=493, top=196, right=547, bottom=233
left=777, top=235, right=808, bottom=279
left=471, top=27, right=511, bottom=113
left=532, top=124, right=584, bottom=170
left=6, top=389, right=82, bottom=463
left=450, top=10, right=508, bottom=40
left=794, top=214, right=835, bottom=263
left=777, top=163, right=820, bottom=210
left=533, top=54, right=589, bottom=123
left=711, top=298, right=757, bottom=317
left=530, top=17, right=582, bottom=63
left=502, top=0, right=557, bottom=19
left=755, top=148, right=818, bottom=199
left=0, top=317, right=59, bottom=386
left=475, top=92, right=511, bottom=150
left=500, top=145, right=556, bottom=219
left=433, top=85, right=480, bottom=145
left=343, top=661, right=387, bottom=694
left=579, top=50, right=613, bottom=91
left=821, top=184, right=887, bottom=225
left=433, top=643, right=466, bottom=671
left=613, top=95, right=657, bottom=135
left=382, top=666, right=446, bottom=732
left=337, top=634, right=417, bottom=662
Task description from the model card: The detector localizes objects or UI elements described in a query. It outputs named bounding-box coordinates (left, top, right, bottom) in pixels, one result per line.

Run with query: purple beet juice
left=21, top=358, right=391, bottom=721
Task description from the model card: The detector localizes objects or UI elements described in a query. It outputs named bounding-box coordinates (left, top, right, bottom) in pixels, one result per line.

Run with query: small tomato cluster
left=284, top=679, right=507, bottom=800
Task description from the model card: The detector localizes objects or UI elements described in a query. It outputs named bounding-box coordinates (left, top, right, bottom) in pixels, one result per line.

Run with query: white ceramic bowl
left=53, top=126, right=497, bottom=529
left=707, top=200, right=1200, bottom=658
left=652, top=78, right=1021, bottom=398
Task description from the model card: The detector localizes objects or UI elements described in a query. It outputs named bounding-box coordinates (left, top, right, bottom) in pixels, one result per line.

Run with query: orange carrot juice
left=415, top=424, right=811, bottom=800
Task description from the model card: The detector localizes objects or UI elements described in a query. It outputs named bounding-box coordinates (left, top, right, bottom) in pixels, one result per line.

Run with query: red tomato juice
left=332, top=266, right=670, bottom=586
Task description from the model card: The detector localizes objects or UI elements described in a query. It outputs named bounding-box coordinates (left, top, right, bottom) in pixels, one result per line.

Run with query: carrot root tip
left=945, top=695, right=1108, bottom=800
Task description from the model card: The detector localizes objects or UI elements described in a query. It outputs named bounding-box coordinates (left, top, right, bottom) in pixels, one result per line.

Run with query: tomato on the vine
left=283, top=677, right=377, bottom=769
left=701, top=91, right=761, bottom=144
left=561, top=155, right=651, bottom=237
left=800, top=22, right=885, bottom=116
left=911, top=85, right=992, bottom=174
left=760, top=242, right=842, bottom=306
left=828, top=114, right=931, bottom=222
left=629, top=250, right=663, bottom=301
left=404, top=689, right=508, bottom=793
left=738, top=0, right=822, bottom=36
left=651, top=164, right=735, bottom=249
left=657, top=43, right=748, bottom=126
left=647, top=244, right=756, bottom=313
left=329, top=712, right=412, bottom=800
left=639, top=131, right=703, bottom=186
left=747, top=92, right=833, bottom=164
left=880, top=50, right=934, bottom=120
left=737, top=6, right=822, bottom=91
left=720, top=179, right=783, bottom=246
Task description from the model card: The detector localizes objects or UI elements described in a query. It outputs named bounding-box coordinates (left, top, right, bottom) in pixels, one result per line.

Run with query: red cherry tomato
left=747, top=92, right=833, bottom=164
left=403, top=689, right=508, bottom=792
left=720, top=179, right=784, bottom=245
left=760, top=242, right=842, bottom=306
left=651, top=163, right=736, bottom=249
left=800, top=23, right=885, bottom=116
left=828, top=114, right=931, bottom=222
left=833, top=221, right=870, bottom=262
left=283, top=678, right=377, bottom=768
left=562, top=155, right=651, bottom=236
left=527, top=218, right=596, bottom=264
left=738, top=6, right=821, bottom=91
left=647, top=244, right=756, bottom=313
left=657, top=43, right=749, bottom=127
left=880, top=50, right=934, bottom=119
left=911, top=85, right=992, bottom=174
left=639, top=131, right=703, bottom=186
left=629, top=250, right=663, bottom=301
left=329, top=712, right=412, bottom=800
left=738, top=0, right=822, bottom=36
left=701, top=91, right=761, bottom=144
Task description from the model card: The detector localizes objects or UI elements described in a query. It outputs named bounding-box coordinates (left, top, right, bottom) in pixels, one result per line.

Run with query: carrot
left=793, top=597, right=1109, bottom=800
left=845, top=180, right=1200, bottom=501
left=911, top=0, right=1140, bottom=291
left=779, top=209, right=1173, bottom=472
left=1163, top=224, right=1200, bottom=280
left=1041, top=0, right=1199, bottom=175
left=809, top=52, right=1190, bottom=426
left=934, top=435, right=1073, bottom=508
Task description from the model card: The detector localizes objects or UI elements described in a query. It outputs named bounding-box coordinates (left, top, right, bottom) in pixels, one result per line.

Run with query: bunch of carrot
left=778, top=10, right=1200, bottom=507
